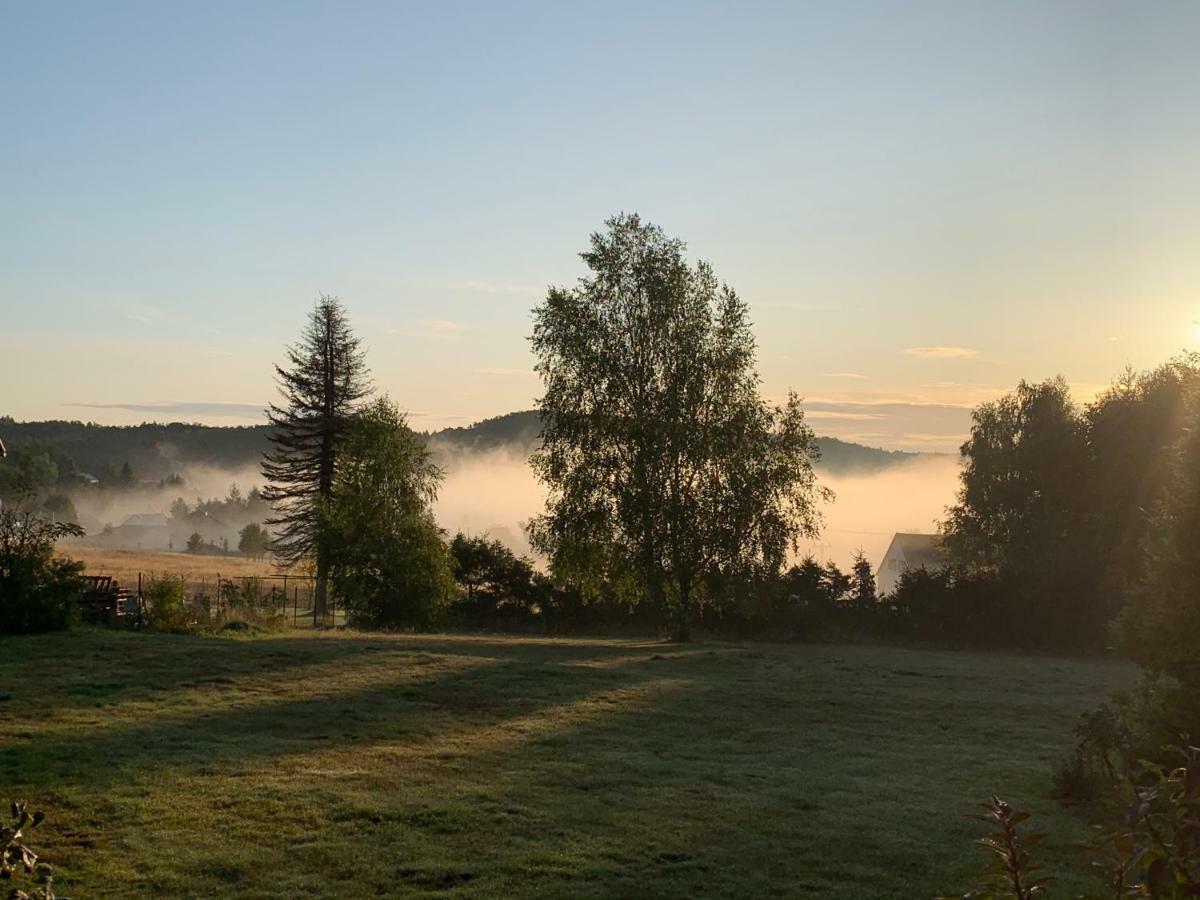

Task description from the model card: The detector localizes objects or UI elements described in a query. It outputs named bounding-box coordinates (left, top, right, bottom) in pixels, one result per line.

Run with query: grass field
left=58, top=546, right=285, bottom=584
left=0, top=630, right=1131, bottom=898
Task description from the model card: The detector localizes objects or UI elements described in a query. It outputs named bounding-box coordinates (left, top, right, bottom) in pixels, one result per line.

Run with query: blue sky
left=3, top=1, right=1199, bottom=449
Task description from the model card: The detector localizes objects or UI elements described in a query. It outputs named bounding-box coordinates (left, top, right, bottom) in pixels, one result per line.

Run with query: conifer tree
left=262, top=295, right=370, bottom=617
left=849, top=549, right=877, bottom=608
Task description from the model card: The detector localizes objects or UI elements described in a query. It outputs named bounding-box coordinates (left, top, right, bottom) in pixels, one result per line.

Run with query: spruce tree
left=262, top=295, right=370, bottom=617
left=849, top=550, right=877, bottom=607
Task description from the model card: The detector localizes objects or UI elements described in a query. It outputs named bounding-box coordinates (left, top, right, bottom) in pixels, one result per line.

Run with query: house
left=95, top=512, right=172, bottom=551
left=875, top=533, right=946, bottom=596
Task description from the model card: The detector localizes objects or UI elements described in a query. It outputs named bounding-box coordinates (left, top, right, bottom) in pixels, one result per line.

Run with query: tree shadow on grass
left=0, top=630, right=406, bottom=714
left=0, top=638, right=694, bottom=792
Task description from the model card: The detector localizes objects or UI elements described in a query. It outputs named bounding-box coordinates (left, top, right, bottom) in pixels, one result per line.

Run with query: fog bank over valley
left=7, top=414, right=961, bottom=570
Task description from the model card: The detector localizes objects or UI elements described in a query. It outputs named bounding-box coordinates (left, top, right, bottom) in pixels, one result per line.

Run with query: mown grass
left=0, top=630, right=1131, bottom=898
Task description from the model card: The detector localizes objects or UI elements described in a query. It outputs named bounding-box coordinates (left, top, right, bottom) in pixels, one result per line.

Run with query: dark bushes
left=0, top=508, right=85, bottom=636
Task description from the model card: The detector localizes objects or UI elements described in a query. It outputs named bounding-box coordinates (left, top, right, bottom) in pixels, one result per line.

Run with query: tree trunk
left=314, top=553, right=330, bottom=622
left=671, top=576, right=692, bottom=642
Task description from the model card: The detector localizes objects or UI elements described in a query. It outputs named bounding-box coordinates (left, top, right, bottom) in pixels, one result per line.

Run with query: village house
left=875, top=533, right=946, bottom=596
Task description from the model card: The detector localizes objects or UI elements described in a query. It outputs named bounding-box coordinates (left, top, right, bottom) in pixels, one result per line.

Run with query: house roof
left=120, top=513, right=169, bottom=528
left=889, top=533, right=945, bottom=569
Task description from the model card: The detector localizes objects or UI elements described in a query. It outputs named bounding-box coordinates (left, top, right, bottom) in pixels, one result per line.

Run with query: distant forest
left=0, top=410, right=927, bottom=481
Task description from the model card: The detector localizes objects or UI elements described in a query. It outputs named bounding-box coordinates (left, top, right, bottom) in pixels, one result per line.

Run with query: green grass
left=0, top=629, right=1132, bottom=898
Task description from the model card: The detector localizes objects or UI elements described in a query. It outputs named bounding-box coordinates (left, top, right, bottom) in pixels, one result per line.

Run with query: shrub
left=0, top=507, right=85, bottom=635
left=144, top=578, right=195, bottom=634
left=952, top=746, right=1200, bottom=898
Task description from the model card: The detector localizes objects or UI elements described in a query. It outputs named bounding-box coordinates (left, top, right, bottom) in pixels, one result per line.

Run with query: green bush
left=0, top=508, right=85, bottom=635
left=144, top=578, right=194, bottom=634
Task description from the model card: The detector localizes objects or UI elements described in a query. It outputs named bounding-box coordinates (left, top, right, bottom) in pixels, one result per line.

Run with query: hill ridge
left=0, top=411, right=928, bottom=479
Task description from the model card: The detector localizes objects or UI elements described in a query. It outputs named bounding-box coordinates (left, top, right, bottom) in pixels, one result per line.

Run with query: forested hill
left=0, top=411, right=927, bottom=480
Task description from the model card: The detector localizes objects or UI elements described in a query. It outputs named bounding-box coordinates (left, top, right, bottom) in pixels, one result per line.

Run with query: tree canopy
left=321, top=397, right=455, bottom=630
left=941, top=354, right=1200, bottom=651
left=528, top=213, right=827, bottom=640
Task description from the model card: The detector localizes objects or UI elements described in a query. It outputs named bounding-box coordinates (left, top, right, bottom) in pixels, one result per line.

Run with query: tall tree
left=1118, top=378, right=1200, bottom=689
left=1084, top=354, right=1200, bottom=621
left=319, top=397, right=454, bottom=630
left=944, top=378, right=1088, bottom=572
left=262, top=295, right=370, bottom=616
left=529, top=213, right=827, bottom=640
left=942, top=377, right=1095, bottom=648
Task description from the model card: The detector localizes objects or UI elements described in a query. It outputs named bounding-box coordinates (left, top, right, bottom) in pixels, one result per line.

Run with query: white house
left=875, top=533, right=946, bottom=596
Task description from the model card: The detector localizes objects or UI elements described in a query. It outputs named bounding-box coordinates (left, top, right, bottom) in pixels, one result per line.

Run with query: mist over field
left=795, top=454, right=960, bottom=568
left=65, top=463, right=268, bottom=551
left=431, top=447, right=961, bottom=570
left=432, top=447, right=542, bottom=557
left=69, top=464, right=263, bottom=530
left=63, top=444, right=960, bottom=571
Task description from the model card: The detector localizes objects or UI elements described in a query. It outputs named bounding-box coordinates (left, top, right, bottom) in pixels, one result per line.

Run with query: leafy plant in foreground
left=946, top=796, right=1051, bottom=899
left=952, top=747, right=1200, bottom=898
left=1, top=801, right=61, bottom=899
left=1091, top=746, right=1200, bottom=898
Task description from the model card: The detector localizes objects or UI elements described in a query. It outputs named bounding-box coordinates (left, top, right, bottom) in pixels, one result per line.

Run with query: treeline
left=1, top=413, right=921, bottom=483
left=0, top=418, right=270, bottom=480
left=445, top=536, right=887, bottom=637
left=936, top=356, right=1200, bottom=654
left=443, top=354, right=1200, bottom=656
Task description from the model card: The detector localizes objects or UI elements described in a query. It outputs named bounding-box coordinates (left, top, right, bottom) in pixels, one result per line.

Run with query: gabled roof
left=888, top=532, right=945, bottom=570
left=120, top=513, right=169, bottom=528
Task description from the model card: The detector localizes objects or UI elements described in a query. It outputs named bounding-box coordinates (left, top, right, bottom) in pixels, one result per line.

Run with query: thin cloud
left=823, top=372, right=869, bottom=380
left=391, top=319, right=468, bottom=341
left=68, top=401, right=266, bottom=419
left=903, top=346, right=978, bottom=359
left=801, top=399, right=975, bottom=452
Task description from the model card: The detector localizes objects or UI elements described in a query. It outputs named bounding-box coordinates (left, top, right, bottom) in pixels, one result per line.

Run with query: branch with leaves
left=2, top=801, right=62, bottom=900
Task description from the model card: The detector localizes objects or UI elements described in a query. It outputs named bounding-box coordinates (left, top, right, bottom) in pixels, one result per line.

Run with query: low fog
left=73, top=446, right=961, bottom=574
left=68, top=464, right=269, bottom=552
left=794, top=455, right=961, bottom=569
left=433, top=449, right=962, bottom=572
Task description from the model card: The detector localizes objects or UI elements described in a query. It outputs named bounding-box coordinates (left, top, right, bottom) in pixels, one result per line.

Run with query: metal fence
left=89, top=572, right=347, bottom=629
left=190, top=573, right=345, bottom=628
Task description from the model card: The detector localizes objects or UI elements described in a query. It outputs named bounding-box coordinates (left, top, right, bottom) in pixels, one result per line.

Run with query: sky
left=3, top=0, right=1199, bottom=451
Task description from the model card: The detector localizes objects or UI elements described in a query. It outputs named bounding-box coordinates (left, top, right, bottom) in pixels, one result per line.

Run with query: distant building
left=875, top=533, right=946, bottom=595
left=94, top=512, right=171, bottom=550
